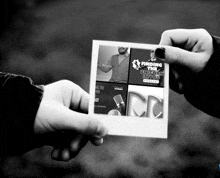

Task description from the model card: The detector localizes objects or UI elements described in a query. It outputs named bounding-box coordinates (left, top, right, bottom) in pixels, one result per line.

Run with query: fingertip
left=90, top=137, right=104, bottom=146
left=70, top=135, right=89, bottom=152
left=96, top=123, right=108, bottom=137
left=155, top=47, right=166, bottom=60
left=51, top=148, right=71, bottom=162
left=51, top=148, right=59, bottom=160
left=70, top=139, right=80, bottom=152
left=61, top=149, right=71, bottom=162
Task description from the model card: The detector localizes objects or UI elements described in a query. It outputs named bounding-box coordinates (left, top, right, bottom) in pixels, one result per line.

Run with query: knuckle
left=161, top=29, right=175, bottom=38
left=198, top=58, right=208, bottom=71
left=161, top=30, right=170, bottom=39
left=197, top=28, right=208, bottom=34
left=197, top=28, right=211, bottom=39
left=59, top=80, right=75, bottom=88
left=58, top=79, right=80, bottom=92
left=86, top=119, right=100, bottom=135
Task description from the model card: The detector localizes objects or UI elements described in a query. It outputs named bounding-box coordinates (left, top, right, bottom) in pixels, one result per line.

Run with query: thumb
left=37, top=100, right=108, bottom=137
left=155, top=46, right=209, bottom=72
left=54, top=105, right=108, bottom=137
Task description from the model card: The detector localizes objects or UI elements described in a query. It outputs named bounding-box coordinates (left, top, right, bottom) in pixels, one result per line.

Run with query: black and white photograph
left=1, top=0, right=220, bottom=177
left=90, top=40, right=169, bottom=138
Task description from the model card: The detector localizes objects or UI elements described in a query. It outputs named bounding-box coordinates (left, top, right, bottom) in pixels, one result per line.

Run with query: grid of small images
left=94, top=44, right=165, bottom=119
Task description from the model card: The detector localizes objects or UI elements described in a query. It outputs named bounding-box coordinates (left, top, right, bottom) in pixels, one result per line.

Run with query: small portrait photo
left=96, top=45, right=130, bottom=83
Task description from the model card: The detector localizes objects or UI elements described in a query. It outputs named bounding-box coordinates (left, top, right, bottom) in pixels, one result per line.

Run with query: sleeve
left=0, top=72, right=44, bottom=158
left=98, top=57, right=113, bottom=72
left=106, top=56, right=113, bottom=67
left=183, top=36, right=220, bottom=118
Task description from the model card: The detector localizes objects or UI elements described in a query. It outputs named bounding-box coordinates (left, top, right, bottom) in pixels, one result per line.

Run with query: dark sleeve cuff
left=184, top=36, right=220, bottom=118
left=0, top=73, right=44, bottom=158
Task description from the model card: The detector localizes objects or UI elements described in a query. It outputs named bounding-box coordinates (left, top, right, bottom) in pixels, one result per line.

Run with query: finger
left=49, top=80, right=90, bottom=113
left=90, top=137, right=104, bottom=146
left=60, top=135, right=89, bottom=161
left=170, top=79, right=184, bottom=94
left=51, top=148, right=71, bottom=161
left=178, top=82, right=184, bottom=93
left=157, top=29, right=213, bottom=71
left=60, top=149, right=71, bottom=161
left=159, top=29, right=211, bottom=50
left=70, top=135, right=89, bottom=153
left=51, top=135, right=88, bottom=161
left=169, top=67, right=181, bottom=93
left=159, top=29, right=197, bottom=48
left=171, top=67, right=180, bottom=80
left=70, top=85, right=90, bottom=113
left=51, top=148, right=59, bottom=160
left=155, top=46, right=207, bottom=72
left=50, top=136, right=70, bottom=161
left=52, top=105, right=108, bottom=137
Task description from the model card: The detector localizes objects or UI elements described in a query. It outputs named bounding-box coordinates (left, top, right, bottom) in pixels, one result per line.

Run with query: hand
left=155, top=28, right=213, bottom=93
left=34, top=80, right=108, bottom=161
left=97, top=63, right=103, bottom=67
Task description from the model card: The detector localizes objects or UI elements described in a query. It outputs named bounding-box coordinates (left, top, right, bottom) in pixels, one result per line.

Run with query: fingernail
left=61, top=149, right=70, bottom=161
left=51, top=149, right=59, bottom=159
left=70, top=140, right=80, bottom=152
left=155, top=47, right=165, bottom=60
left=96, top=138, right=103, bottom=145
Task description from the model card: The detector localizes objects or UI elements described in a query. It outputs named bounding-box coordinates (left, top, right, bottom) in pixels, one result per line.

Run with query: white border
left=89, top=40, right=169, bottom=138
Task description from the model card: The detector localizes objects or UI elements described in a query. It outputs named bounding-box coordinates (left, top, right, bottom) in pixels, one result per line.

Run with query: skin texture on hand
left=156, top=28, right=214, bottom=93
left=34, top=80, right=108, bottom=161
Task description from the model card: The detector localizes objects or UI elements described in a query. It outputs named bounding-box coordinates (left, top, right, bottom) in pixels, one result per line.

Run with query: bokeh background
left=1, top=0, right=220, bottom=177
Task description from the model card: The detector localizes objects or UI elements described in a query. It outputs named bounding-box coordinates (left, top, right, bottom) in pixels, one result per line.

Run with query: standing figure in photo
left=98, top=47, right=130, bottom=83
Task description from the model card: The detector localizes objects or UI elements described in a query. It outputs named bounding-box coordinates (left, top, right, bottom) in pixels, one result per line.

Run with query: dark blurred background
left=1, top=0, right=220, bottom=177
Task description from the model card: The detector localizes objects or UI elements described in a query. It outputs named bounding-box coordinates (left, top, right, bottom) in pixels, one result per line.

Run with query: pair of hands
left=34, top=29, right=214, bottom=162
